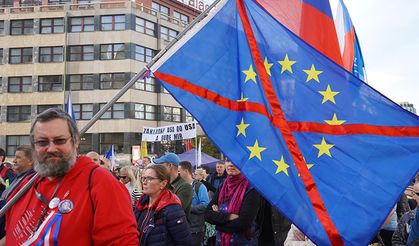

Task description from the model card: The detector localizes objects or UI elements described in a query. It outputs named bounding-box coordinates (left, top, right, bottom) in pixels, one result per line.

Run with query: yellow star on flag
left=247, top=139, right=266, bottom=161
left=303, top=64, right=323, bottom=82
left=278, top=54, right=296, bottom=74
left=264, top=57, right=273, bottom=76
left=237, top=93, right=248, bottom=102
left=242, top=64, right=257, bottom=83
left=298, top=159, right=314, bottom=176
left=318, top=85, right=340, bottom=104
left=313, top=137, right=334, bottom=158
left=236, top=118, right=250, bottom=137
left=273, top=156, right=289, bottom=175
left=324, top=113, right=346, bottom=125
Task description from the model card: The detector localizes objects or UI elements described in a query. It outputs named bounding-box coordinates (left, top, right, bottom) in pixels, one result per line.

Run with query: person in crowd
left=257, top=197, right=291, bottom=246
left=194, top=168, right=217, bottom=246
left=2, top=108, right=138, bottom=245
left=180, top=161, right=210, bottom=246
left=154, top=152, right=193, bottom=223
left=86, top=151, right=101, bottom=166
left=393, top=181, right=419, bottom=245
left=119, top=165, right=141, bottom=207
left=0, top=145, right=36, bottom=238
left=205, top=161, right=261, bottom=245
left=207, top=161, right=227, bottom=192
left=195, top=168, right=216, bottom=194
left=99, top=157, right=119, bottom=180
left=119, top=166, right=140, bottom=207
left=284, top=224, right=315, bottom=246
left=406, top=201, right=419, bottom=245
left=0, top=148, right=15, bottom=195
left=135, top=164, right=191, bottom=245
left=142, top=156, right=151, bottom=166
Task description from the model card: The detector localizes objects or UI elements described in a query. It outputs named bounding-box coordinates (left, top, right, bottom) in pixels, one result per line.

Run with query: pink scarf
left=218, top=173, right=249, bottom=245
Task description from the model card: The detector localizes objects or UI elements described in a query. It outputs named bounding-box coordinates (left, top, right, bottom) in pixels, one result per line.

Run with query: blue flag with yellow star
left=151, top=0, right=419, bottom=245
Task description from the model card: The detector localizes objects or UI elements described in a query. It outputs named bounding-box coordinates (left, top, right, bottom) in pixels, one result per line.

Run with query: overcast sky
left=344, top=1, right=419, bottom=111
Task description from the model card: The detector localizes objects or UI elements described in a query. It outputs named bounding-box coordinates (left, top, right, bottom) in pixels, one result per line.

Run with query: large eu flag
left=152, top=0, right=419, bottom=245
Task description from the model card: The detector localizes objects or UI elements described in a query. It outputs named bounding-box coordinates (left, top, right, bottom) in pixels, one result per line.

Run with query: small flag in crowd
left=150, top=0, right=419, bottom=245
left=104, top=145, right=116, bottom=171
left=65, top=92, right=76, bottom=122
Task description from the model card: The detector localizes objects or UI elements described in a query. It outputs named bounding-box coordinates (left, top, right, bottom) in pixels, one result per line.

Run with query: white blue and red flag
left=65, top=92, right=76, bottom=122
left=149, top=0, right=419, bottom=245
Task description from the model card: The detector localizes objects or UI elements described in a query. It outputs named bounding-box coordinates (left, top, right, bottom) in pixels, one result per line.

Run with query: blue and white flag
left=65, top=93, right=76, bottom=122
left=104, top=145, right=116, bottom=171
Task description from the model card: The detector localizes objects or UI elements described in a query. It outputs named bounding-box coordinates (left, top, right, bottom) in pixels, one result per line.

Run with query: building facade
left=399, top=101, right=417, bottom=115
left=0, top=0, right=202, bottom=160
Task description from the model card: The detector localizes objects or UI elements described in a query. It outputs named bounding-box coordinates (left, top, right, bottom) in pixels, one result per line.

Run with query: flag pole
left=0, top=0, right=224, bottom=218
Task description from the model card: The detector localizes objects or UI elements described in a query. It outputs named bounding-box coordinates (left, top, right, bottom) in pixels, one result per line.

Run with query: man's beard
left=34, top=152, right=76, bottom=177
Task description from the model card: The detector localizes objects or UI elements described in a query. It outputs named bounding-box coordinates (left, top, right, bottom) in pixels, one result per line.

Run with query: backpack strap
left=88, top=166, right=99, bottom=213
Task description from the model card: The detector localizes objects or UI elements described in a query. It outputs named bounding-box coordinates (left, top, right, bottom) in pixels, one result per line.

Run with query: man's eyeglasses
left=118, top=175, right=127, bottom=180
left=34, top=137, right=72, bottom=148
left=141, top=176, right=160, bottom=183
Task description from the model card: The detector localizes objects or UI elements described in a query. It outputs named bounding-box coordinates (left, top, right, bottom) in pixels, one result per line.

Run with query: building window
left=185, top=110, right=194, bottom=122
left=37, top=104, right=60, bottom=114
left=135, top=45, right=154, bottom=63
left=101, top=15, right=125, bottom=31
left=73, top=104, right=93, bottom=120
left=6, top=135, right=30, bottom=156
left=20, top=0, right=42, bottom=5
left=100, top=73, right=125, bottom=89
left=79, top=133, right=92, bottom=154
left=70, top=16, right=94, bottom=32
left=173, top=11, right=189, bottom=25
left=135, top=17, right=156, bottom=36
left=0, top=21, right=4, bottom=35
left=163, top=106, right=181, bottom=122
left=69, top=74, right=94, bottom=90
left=99, top=133, right=124, bottom=154
left=134, top=103, right=156, bottom=120
left=0, top=49, right=3, bottom=64
left=151, top=2, right=169, bottom=21
left=135, top=77, right=155, bottom=92
left=8, top=77, right=32, bottom=93
left=99, top=103, right=125, bottom=119
left=9, top=48, right=32, bottom=64
left=160, top=26, right=178, bottom=42
left=48, top=0, right=71, bottom=5
left=38, top=75, right=63, bottom=92
left=40, top=18, right=64, bottom=34
left=39, top=46, right=63, bottom=63
left=69, top=45, right=94, bottom=61
left=100, top=44, right=125, bottom=60
left=10, top=19, right=33, bottom=35
left=7, top=106, right=31, bottom=122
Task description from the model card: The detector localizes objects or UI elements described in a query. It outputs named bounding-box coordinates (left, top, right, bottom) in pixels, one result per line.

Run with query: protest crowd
left=0, top=108, right=417, bottom=245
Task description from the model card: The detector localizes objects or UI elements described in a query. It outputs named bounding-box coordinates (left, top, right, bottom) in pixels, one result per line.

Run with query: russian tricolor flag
left=255, top=0, right=366, bottom=80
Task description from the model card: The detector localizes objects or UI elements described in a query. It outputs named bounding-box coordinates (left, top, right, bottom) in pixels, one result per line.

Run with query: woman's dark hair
left=146, top=164, right=171, bottom=189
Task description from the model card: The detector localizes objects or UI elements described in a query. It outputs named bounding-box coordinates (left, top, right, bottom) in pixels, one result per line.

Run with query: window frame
left=69, top=45, right=94, bottom=61
left=8, top=76, right=32, bottom=93
left=6, top=135, right=30, bottom=156
left=7, top=105, right=31, bottom=122
left=69, top=16, right=94, bottom=33
left=10, top=19, right=33, bottom=35
left=39, top=46, right=64, bottom=63
left=163, top=106, right=181, bottom=122
left=100, top=15, right=126, bottom=31
left=9, top=47, right=33, bottom=64
left=38, top=75, right=63, bottom=92
left=99, top=103, right=125, bottom=119
left=99, top=73, right=125, bottom=89
left=69, top=74, right=95, bottom=91
left=40, top=18, right=64, bottom=34
left=73, top=103, right=93, bottom=120
left=135, top=17, right=156, bottom=36
left=100, top=43, right=125, bottom=60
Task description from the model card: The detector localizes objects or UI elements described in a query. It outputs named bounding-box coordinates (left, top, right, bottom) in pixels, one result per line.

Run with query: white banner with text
left=142, top=122, right=197, bottom=142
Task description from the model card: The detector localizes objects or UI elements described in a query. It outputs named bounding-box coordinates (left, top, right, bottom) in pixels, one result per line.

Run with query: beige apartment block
left=0, top=0, right=203, bottom=161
